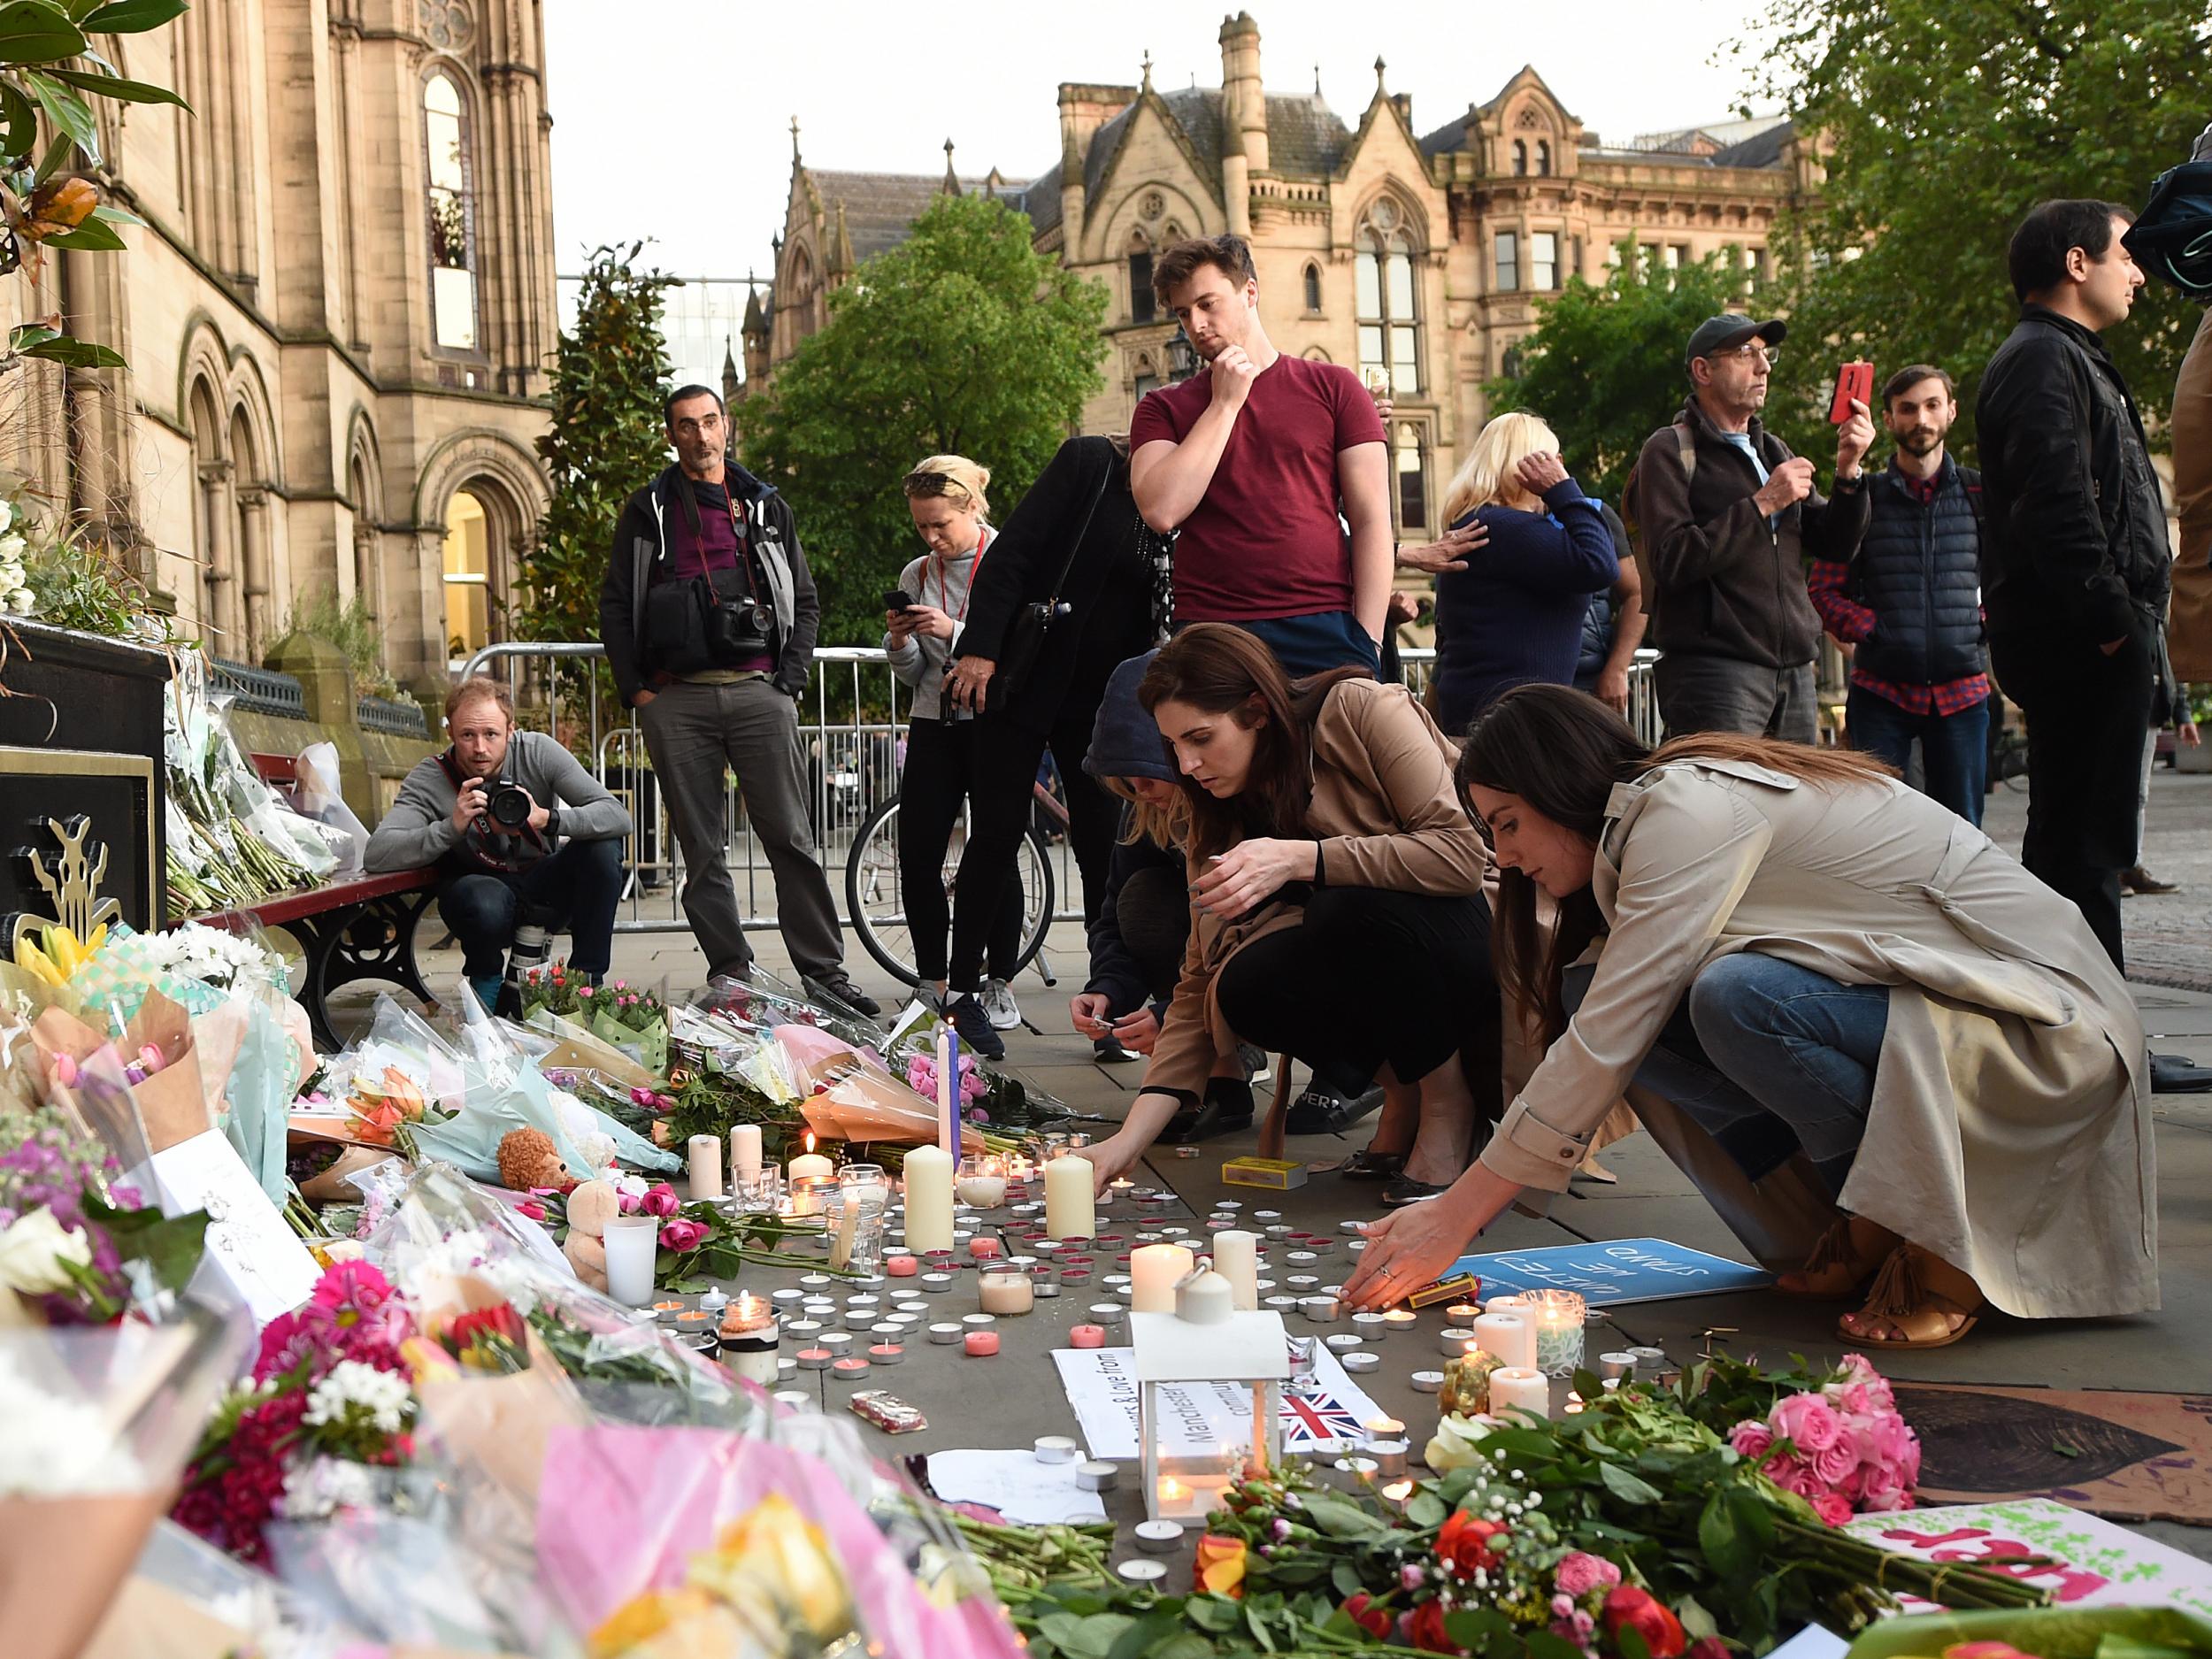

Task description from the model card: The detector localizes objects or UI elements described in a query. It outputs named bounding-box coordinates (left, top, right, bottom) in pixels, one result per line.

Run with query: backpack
left=2124, top=158, right=2212, bottom=298
left=1619, top=419, right=1695, bottom=625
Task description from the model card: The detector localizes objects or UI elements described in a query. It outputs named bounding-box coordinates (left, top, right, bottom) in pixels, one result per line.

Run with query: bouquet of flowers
left=618, top=1179, right=844, bottom=1294
left=1665, top=1351, right=1922, bottom=1520
left=0, top=1110, right=208, bottom=1325
left=520, top=964, right=671, bottom=1076
left=172, top=1260, right=419, bottom=1564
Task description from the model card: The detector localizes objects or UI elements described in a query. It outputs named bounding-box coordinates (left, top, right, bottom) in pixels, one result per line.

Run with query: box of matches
left=1407, top=1272, right=1481, bottom=1310
left=1221, top=1156, right=1309, bottom=1190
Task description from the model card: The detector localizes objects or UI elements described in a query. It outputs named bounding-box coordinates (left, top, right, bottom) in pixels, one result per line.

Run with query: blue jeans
left=1845, top=685, right=1988, bottom=827
left=437, top=837, right=625, bottom=979
left=1563, top=951, right=1889, bottom=1193
left=1180, top=611, right=1379, bottom=677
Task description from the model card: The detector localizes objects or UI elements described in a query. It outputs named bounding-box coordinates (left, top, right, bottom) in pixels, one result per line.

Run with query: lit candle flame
left=803, top=1131, right=817, bottom=1155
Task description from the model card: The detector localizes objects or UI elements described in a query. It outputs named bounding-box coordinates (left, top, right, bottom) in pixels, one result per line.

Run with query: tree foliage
left=738, top=193, right=1108, bottom=647
left=522, top=242, right=677, bottom=644
left=1486, top=244, right=1820, bottom=504
left=1745, top=0, right=2209, bottom=444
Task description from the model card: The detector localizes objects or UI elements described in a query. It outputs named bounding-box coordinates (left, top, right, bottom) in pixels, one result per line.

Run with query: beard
left=1894, top=426, right=1944, bottom=457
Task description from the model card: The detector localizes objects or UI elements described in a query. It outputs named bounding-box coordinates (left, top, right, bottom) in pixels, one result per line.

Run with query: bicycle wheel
left=843, top=796, right=1056, bottom=988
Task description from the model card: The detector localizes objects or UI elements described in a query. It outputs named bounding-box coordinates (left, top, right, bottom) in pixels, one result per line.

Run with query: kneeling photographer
left=367, top=677, right=632, bottom=1013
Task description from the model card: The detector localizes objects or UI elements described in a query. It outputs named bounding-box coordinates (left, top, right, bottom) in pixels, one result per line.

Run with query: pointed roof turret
left=828, top=199, right=856, bottom=274
left=941, top=137, right=961, bottom=195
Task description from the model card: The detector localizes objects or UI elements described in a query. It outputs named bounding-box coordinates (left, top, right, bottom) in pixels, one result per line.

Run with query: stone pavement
left=377, top=766, right=2212, bottom=1563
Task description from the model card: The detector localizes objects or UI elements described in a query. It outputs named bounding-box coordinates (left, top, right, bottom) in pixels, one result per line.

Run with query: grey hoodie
left=884, top=534, right=988, bottom=722
left=365, top=730, right=633, bottom=872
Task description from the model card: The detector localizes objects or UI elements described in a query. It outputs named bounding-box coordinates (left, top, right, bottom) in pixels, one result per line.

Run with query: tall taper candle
left=687, top=1133, right=724, bottom=1200
left=1044, top=1154, right=1095, bottom=1240
left=1210, top=1230, right=1260, bottom=1311
left=729, top=1123, right=763, bottom=1188
left=902, top=1143, right=956, bottom=1255
left=935, top=1026, right=958, bottom=1152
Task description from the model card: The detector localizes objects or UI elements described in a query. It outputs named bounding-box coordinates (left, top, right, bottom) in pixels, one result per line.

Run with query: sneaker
left=1163, top=1077, right=1255, bottom=1141
left=801, top=972, right=882, bottom=1019
left=1236, top=1043, right=1271, bottom=1086
left=980, top=977, right=1022, bottom=1031
left=943, top=993, right=1006, bottom=1061
left=1284, top=1082, right=1386, bottom=1137
left=1094, top=1033, right=1141, bottom=1064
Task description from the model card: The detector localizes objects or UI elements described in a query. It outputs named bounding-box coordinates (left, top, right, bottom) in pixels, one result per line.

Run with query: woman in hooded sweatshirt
left=886, top=455, right=1023, bottom=1056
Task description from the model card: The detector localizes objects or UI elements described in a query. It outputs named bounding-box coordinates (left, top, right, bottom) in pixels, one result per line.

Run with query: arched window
left=442, top=489, right=492, bottom=661
left=1302, top=261, right=1322, bottom=313
left=1128, top=235, right=1156, bottom=325
left=1512, top=140, right=1528, bottom=176
left=1394, top=422, right=1428, bottom=534
left=423, top=72, right=478, bottom=351
left=1355, top=200, right=1419, bottom=395
left=187, top=379, right=235, bottom=651
left=1536, top=140, right=1551, bottom=176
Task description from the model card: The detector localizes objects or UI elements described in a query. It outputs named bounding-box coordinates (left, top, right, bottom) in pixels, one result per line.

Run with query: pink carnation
left=1555, top=1552, right=1623, bottom=1599
left=1728, top=1420, right=1776, bottom=1461
left=1770, top=1391, right=1844, bottom=1454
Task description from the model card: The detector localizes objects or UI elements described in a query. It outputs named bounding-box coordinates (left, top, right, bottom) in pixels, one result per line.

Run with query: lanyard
left=931, top=524, right=989, bottom=622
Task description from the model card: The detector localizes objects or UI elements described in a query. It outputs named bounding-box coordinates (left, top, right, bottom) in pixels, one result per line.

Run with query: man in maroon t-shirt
left=1129, top=234, right=1391, bottom=675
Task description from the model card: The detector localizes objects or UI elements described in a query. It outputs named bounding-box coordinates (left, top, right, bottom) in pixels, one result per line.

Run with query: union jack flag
left=1278, top=1392, right=1370, bottom=1448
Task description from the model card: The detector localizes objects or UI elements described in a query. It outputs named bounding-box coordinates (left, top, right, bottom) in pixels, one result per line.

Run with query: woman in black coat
left=939, top=434, right=1161, bottom=1007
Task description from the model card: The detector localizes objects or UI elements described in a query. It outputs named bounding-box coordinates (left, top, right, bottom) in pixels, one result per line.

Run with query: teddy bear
left=563, top=1179, right=620, bottom=1292
left=496, top=1126, right=576, bottom=1195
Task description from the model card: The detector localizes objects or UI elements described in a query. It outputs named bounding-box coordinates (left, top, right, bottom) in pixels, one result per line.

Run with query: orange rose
left=1194, top=1532, right=1247, bottom=1599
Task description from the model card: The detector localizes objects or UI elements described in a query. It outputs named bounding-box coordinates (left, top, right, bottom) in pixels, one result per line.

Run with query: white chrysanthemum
left=277, top=1455, right=380, bottom=1519
left=303, top=1360, right=412, bottom=1436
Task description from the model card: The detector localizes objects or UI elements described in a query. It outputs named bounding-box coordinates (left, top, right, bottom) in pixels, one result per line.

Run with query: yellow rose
left=694, top=1494, right=852, bottom=1642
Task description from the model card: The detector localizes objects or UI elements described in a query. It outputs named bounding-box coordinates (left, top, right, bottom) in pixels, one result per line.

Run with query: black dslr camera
left=484, top=779, right=534, bottom=831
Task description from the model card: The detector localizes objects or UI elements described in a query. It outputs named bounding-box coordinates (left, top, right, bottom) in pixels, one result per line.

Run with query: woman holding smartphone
left=886, top=456, right=1023, bottom=1057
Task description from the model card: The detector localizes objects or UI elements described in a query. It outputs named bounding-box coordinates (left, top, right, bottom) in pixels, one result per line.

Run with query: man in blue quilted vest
left=1809, top=365, right=1992, bottom=825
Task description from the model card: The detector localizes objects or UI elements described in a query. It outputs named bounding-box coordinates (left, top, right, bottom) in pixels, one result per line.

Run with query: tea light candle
left=968, top=1236, right=1003, bottom=1261
left=687, top=1133, right=724, bottom=1200
left=1342, top=1351, right=1380, bottom=1374
left=962, top=1311, right=996, bottom=1328
left=832, top=1356, right=871, bottom=1381
left=796, top=1347, right=833, bottom=1371
left=784, top=1319, right=825, bottom=1342
left=1044, top=1154, right=1096, bottom=1240
left=1300, top=1294, right=1342, bottom=1323
left=772, top=1389, right=811, bottom=1410
left=650, top=1298, right=687, bottom=1325
left=1381, top=1309, right=1417, bottom=1337
left=868, top=1342, right=904, bottom=1364
left=1440, top=1328, right=1479, bottom=1357
left=902, top=1143, right=956, bottom=1256
left=1069, top=1324, right=1106, bottom=1348
left=719, top=1294, right=781, bottom=1388
left=730, top=1123, right=763, bottom=1188
left=800, top=1274, right=833, bottom=1290
left=1325, top=1333, right=1363, bottom=1354
left=927, top=1322, right=962, bottom=1344
left=1077, top=1460, right=1118, bottom=1492
left=1351, top=1311, right=1387, bottom=1340
left=918, top=1273, right=956, bottom=1294
left=1489, top=1366, right=1551, bottom=1419
left=818, top=1331, right=853, bottom=1355
left=1117, top=1559, right=1167, bottom=1585
left=1368, top=1440, right=1409, bottom=1479
left=1034, top=1435, right=1079, bottom=1463
left=1598, top=1351, right=1639, bottom=1380
left=964, top=1330, right=1000, bottom=1356
left=1130, top=1243, right=1194, bottom=1314
left=1409, top=1369, right=1445, bottom=1394
left=886, top=1253, right=919, bottom=1278
left=979, top=1271, right=1034, bottom=1315
left=1133, top=1520, right=1183, bottom=1554
left=1444, top=1303, right=1483, bottom=1326
left=771, top=1287, right=805, bottom=1307
left=1471, top=1310, right=1535, bottom=1370
left=1525, top=1290, right=1587, bottom=1377
left=1210, top=1230, right=1260, bottom=1311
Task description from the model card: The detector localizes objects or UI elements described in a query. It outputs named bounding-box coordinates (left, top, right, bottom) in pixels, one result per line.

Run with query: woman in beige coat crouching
left=1346, top=684, right=2154, bottom=1349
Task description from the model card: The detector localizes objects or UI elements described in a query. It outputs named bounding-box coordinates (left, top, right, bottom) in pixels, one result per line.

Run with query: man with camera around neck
left=367, top=677, right=632, bottom=1015
left=598, top=385, right=878, bottom=1016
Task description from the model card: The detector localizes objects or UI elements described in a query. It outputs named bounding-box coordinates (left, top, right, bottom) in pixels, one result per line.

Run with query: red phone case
left=1830, top=360, right=1874, bottom=424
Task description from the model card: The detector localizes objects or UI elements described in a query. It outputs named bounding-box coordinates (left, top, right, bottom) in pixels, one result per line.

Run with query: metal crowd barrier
left=456, top=641, right=1660, bottom=936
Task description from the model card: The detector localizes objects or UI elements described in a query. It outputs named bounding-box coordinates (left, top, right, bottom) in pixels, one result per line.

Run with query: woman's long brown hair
left=1455, top=684, right=1895, bottom=1041
left=1136, top=624, right=1370, bottom=862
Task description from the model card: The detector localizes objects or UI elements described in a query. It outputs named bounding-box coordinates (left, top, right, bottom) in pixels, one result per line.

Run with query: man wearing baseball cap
left=1625, top=313, right=1873, bottom=741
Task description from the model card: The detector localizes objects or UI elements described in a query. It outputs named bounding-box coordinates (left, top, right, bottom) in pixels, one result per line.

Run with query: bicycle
left=844, top=777, right=1064, bottom=990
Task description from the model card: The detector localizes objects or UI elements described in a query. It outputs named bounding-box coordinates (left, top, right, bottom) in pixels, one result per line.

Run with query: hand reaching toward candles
left=1345, top=1164, right=1520, bottom=1310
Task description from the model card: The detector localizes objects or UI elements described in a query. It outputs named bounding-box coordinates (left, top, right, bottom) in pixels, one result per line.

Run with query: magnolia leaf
left=80, top=0, right=188, bottom=30
left=9, top=320, right=59, bottom=347
left=87, top=201, right=139, bottom=225
left=0, top=80, right=35, bottom=157
left=43, top=213, right=124, bottom=250
left=1598, top=1460, right=1665, bottom=1505
left=22, top=71, right=96, bottom=165
left=16, top=333, right=124, bottom=366
left=43, top=66, right=187, bottom=107
left=0, top=2, right=88, bottom=64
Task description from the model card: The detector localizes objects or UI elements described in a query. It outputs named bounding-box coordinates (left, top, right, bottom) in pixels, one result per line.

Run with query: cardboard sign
left=1444, top=1237, right=1770, bottom=1306
left=1840, top=1498, right=2212, bottom=1616
left=147, top=1131, right=319, bottom=1325
left=1052, top=1345, right=1384, bottom=1462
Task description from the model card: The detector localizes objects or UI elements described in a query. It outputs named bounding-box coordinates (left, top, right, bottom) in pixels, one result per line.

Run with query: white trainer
left=979, top=977, right=1021, bottom=1031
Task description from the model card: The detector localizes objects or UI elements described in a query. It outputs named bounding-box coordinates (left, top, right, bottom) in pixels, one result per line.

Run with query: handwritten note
left=926, top=1450, right=1107, bottom=1525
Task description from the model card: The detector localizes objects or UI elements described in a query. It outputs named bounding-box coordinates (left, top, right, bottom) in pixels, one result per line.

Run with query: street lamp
left=1166, top=326, right=1199, bottom=382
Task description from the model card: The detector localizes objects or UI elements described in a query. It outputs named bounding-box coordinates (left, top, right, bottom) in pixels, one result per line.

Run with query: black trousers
left=1117, top=865, right=1192, bottom=1001
left=948, top=707, right=1119, bottom=991
left=1215, top=887, right=1499, bottom=1098
left=898, top=719, right=1022, bottom=985
left=1989, top=627, right=2151, bottom=971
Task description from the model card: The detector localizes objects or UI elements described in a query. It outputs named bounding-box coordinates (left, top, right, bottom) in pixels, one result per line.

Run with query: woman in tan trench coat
left=1347, top=686, right=2154, bottom=1348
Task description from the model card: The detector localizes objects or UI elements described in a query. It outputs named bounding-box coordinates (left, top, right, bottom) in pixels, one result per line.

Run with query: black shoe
left=1094, top=1034, right=1141, bottom=1064
left=1284, top=1083, right=1386, bottom=1137
left=1335, top=1148, right=1407, bottom=1181
left=2123, top=864, right=2178, bottom=896
left=943, top=994, right=1006, bottom=1061
left=802, top=972, right=882, bottom=1019
left=1163, top=1078, right=1255, bottom=1142
left=1380, top=1173, right=1449, bottom=1208
left=2150, top=1052, right=2212, bottom=1093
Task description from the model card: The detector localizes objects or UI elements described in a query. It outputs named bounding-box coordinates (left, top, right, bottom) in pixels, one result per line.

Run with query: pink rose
left=1763, top=1454, right=1813, bottom=1496
left=1809, top=1492, right=1854, bottom=1527
left=1812, top=1439, right=1861, bottom=1489
left=618, top=1189, right=641, bottom=1214
left=1555, top=1551, right=1623, bottom=1599
left=641, top=1183, right=680, bottom=1217
left=1729, top=1420, right=1776, bottom=1461
left=518, top=1200, right=548, bottom=1222
left=658, top=1218, right=709, bottom=1252
left=1771, top=1391, right=1844, bottom=1454
left=1860, top=1477, right=1912, bottom=1513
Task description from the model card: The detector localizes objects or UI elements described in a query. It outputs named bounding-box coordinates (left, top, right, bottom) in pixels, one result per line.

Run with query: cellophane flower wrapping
left=455, top=999, right=677, bottom=1178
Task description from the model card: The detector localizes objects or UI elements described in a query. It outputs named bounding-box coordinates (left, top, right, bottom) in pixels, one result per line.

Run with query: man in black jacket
left=597, top=386, right=877, bottom=1014
left=1627, top=314, right=1873, bottom=741
left=1978, top=200, right=2161, bottom=970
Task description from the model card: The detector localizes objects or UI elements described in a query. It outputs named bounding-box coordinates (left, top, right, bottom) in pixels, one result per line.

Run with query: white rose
left=1424, top=1410, right=1507, bottom=1474
left=0, top=532, right=23, bottom=558
left=0, top=1207, right=95, bottom=1295
left=0, top=501, right=13, bottom=532
left=6, top=590, right=35, bottom=616
left=0, top=564, right=23, bottom=591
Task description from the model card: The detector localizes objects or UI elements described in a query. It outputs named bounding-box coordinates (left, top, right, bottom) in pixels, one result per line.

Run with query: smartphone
left=1829, top=359, right=1874, bottom=425
left=882, top=588, right=915, bottom=611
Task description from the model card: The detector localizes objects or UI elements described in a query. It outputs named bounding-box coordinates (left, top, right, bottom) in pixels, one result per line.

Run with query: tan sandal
left=1838, top=1245, right=1982, bottom=1351
left=1778, top=1215, right=1893, bottom=1301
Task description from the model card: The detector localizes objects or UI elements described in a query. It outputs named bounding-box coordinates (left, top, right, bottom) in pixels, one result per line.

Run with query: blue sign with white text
left=1444, top=1238, right=1771, bottom=1307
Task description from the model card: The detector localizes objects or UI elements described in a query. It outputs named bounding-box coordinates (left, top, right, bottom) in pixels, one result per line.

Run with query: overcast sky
left=542, top=1, right=1782, bottom=283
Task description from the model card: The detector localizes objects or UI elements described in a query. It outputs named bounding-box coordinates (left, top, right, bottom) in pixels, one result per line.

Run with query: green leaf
left=87, top=200, right=139, bottom=225
left=1527, top=1633, right=1590, bottom=1659
left=1404, top=1490, right=1448, bottom=1530
left=1105, top=1612, right=1184, bottom=1659
left=1185, top=1595, right=1242, bottom=1634
left=1444, top=1607, right=1515, bottom=1648
left=0, top=2, right=88, bottom=63
left=9, top=321, right=59, bottom=349
left=1296, top=1493, right=1387, bottom=1541
left=42, top=67, right=187, bottom=106
left=0, top=78, right=35, bottom=157
left=1598, top=1460, right=1665, bottom=1505
left=1330, top=1559, right=1365, bottom=1600
left=21, top=70, right=97, bottom=165
left=17, top=333, right=125, bottom=366
left=1148, top=1638, right=1213, bottom=1659
left=1698, top=1490, right=1751, bottom=1578
left=79, top=0, right=187, bottom=30
left=44, top=213, right=125, bottom=250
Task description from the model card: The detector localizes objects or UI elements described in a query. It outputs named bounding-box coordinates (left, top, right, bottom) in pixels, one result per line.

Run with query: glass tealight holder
left=955, top=1154, right=1010, bottom=1210
left=787, top=1174, right=837, bottom=1220
left=827, top=1164, right=891, bottom=1273
left=1525, top=1288, right=1587, bottom=1378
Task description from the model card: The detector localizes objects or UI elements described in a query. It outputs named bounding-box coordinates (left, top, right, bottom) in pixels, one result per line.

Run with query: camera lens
left=486, top=780, right=532, bottom=830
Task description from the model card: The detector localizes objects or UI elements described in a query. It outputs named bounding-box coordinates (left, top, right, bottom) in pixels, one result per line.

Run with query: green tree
left=1747, top=0, right=2208, bottom=443
left=522, top=242, right=677, bottom=644
left=738, top=193, right=1108, bottom=648
left=1486, top=243, right=1820, bottom=504
left=2, top=0, right=190, bottom=370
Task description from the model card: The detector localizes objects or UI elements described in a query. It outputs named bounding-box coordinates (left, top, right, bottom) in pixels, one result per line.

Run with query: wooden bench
left=187, top=754, right=438, bottom=1052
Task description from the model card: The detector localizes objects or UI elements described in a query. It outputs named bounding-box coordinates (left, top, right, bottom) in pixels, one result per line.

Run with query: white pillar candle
left=1471, top=1311, right=1535, bottom=1371
left=902, top=1144, right=956, bottom=1256
left=1210, top=1230, right=1260, bottom=1311
left=1489, top=1366, right=1551, bottom=1420
left=1044, top=1154, right=1095, bottom=1240
left=1130, top=1243, right=1194, bottom=1314
left=788, top=1151, right=835, bottom=1185
left=729, top=1124, right=764, bottom=1187
left=687, top=1134, right=724, bottom=1200
left=1174, top=1267, right=1233, bottom=1325
left=602, top=1216, right=658, bottom=1307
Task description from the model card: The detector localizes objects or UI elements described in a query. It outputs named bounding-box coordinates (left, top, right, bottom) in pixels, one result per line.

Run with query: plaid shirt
left=1809, top=471, right=1991, bottom=717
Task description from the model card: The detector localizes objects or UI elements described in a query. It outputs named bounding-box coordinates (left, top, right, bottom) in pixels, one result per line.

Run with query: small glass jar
left=1525, top=1289, right=1587, bottom=1378
left=827, top=1164, right=892, bottom=1273
left=955, top=1153, right=1010, bottom=1210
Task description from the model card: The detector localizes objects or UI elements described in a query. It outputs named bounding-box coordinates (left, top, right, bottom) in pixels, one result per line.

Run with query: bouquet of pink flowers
left=903, top=1049, right=986, bottom=1112
left=1726, top=1352, right=1920, bottom=1523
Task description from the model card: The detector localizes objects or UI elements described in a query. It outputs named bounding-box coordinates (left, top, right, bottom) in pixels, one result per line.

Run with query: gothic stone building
left=0, top=0, right=558, bottom=693
left=748, top=12, right=1816, bottom=546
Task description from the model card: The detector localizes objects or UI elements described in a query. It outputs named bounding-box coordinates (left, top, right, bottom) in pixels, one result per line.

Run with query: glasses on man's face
left=1712, top=344, right=1780, bottom=368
